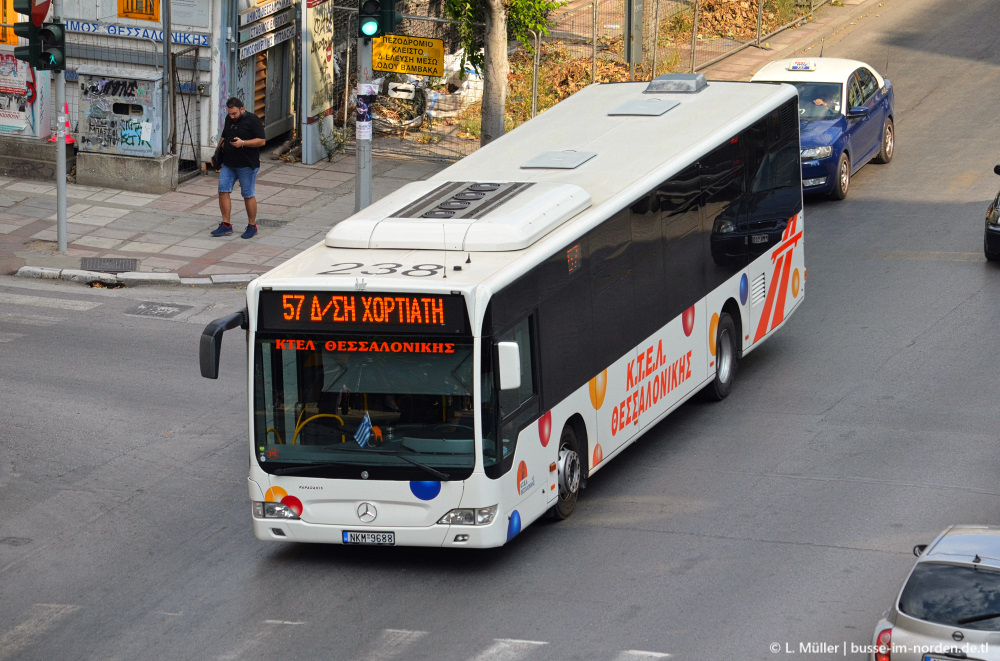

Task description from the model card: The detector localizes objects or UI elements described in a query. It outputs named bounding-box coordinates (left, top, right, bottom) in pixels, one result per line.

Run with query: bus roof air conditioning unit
left=644, top=73, right=707, bottom=94
left=326, top=181, right=591, bottom=252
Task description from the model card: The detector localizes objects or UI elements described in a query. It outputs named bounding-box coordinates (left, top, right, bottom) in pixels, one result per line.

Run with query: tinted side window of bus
left=702, top=137, right=748, bottom=279
left=659, top=164, right=703, bottom=322
left=743, top=101, right=801, bottom=249
left=589, top=210, right=635, bottom=368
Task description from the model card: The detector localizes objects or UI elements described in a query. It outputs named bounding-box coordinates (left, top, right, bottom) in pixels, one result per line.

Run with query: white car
left=870, top=525, right=1000, bottom=661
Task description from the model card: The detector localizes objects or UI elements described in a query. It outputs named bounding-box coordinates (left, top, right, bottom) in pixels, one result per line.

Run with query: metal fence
left=520, top=0, right=832, bottom=126
left=363, top=0, right=833, bottom=155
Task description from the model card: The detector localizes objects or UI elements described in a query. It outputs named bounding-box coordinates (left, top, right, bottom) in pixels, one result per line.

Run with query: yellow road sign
left=372, top=35, right=444, bottom=78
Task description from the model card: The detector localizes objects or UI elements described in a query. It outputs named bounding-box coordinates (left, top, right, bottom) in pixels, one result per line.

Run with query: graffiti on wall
left=78, top=71, right=161, bottom=157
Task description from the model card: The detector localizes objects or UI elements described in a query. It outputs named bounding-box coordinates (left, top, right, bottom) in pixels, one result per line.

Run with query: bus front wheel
left=549, top=426, right=581, bottom=520
left=705, top=312, right=738, bottom=401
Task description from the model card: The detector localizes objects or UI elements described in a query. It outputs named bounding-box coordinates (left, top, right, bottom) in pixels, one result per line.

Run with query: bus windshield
left=253, top=335, right=476, bottom=480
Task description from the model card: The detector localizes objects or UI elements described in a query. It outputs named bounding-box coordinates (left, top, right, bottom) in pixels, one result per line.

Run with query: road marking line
left=0, top=603, right=81, bottom=661
left=470, top=638, right=548, bottom=661
left=0, top=332, right=24, bottom=343
left=357, top=629, right=429, bottom=661
left=263, top=620, right=306, bottom=625
left=616, top=651, right=672, bottom=659
left=871, top=250, right=983, bottom=262
left=0, top=292, right=102, bottom=311
left=0, top=312, right=64, bottom=326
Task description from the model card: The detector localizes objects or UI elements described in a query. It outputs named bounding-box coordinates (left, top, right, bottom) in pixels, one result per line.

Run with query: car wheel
left=548, top=426, right=581, bottom=520
left=830, top=152, right=850, bottom=200
left=873, top=118, right=894, bottom=164
left=704, top=312, right=738, bottom=401
left=985, top=235, right=1000, bottom=262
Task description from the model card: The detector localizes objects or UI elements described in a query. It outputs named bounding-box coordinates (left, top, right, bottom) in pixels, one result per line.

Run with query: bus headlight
left=438, top=505, right=498, bottom=525
left=800, top=145, right=832, bottom=160
left=253, top=501, right=300, bottom=520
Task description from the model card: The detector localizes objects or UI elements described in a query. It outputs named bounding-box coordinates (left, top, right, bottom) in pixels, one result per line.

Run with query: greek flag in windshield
left=355, top=412, right=372, bottom=447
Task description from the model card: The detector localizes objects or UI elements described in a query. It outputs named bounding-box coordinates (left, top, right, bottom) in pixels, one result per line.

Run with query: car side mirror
left=847, top=106, right=870, bottom=118
left=913, top=544, right=928, bottom=557
left=497, top=341, right=521, bottom=391
left=993, top=164, right=1000, bottom=176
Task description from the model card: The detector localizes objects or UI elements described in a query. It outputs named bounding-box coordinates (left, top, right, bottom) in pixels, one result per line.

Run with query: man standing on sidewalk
left=211, top=97, right=266, bottom=239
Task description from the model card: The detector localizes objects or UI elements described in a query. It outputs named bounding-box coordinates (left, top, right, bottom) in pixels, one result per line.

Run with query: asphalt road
left=3, top=0, right=1000, bottom=658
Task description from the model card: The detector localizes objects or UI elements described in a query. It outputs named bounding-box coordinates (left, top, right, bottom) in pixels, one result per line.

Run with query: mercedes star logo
left=357, top=502, right=377, bottom=522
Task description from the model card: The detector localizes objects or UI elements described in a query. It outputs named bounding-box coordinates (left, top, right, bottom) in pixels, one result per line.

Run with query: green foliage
left=444, top=0, right=563, bottom=74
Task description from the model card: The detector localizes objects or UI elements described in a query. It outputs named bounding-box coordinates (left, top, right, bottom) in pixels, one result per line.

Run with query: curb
left=14, top=266, right=258, bottom=287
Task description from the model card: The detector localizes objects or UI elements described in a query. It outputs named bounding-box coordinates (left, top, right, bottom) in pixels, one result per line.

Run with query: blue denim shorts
left=218, top=164, right=258, bottom=198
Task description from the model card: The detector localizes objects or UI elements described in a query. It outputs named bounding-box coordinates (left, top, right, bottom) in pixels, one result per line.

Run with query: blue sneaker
left=241, top=224, right=258, bottom=239
left=211, top=223, right=233, bottom=237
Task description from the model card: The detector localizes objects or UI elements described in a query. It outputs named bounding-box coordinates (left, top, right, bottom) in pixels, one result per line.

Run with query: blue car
left=751, top=58, right=895, bottom=199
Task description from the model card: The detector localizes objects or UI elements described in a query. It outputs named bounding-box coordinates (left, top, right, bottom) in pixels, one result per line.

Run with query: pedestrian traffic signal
left=358, top=0, right=383, bottom=38
left=36, top=21, right=65, bottom=71
left=357, top=0, right=401, bottom=38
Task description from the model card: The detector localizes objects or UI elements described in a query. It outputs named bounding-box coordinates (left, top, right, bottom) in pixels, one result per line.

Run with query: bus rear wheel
left=705, top=312, right=738, bottom=401
left=549, top=426, right=581, bottom=520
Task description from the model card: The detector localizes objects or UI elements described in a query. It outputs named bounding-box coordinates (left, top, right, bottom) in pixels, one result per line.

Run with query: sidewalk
left=1, top=0, right=889, bottom=287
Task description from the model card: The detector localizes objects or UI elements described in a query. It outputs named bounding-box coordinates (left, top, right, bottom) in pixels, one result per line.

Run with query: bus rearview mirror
left=199, top=309, right=247, bottom=379
left=497, top=341, right=521, bottom=391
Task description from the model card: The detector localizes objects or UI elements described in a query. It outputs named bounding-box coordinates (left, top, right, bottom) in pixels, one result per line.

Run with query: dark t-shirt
left=221, top=110, right=266, bottom=169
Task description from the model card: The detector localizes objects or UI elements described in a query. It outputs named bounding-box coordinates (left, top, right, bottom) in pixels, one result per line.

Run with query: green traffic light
left=360, top=19, right=379, bottom=36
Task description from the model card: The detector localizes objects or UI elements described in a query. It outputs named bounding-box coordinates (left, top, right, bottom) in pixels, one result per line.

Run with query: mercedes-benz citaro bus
left=200, top=74, right=805, bottom=548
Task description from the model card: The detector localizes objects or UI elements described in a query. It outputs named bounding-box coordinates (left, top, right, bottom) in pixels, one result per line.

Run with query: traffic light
left=358, top=0, right=383, bottom=38
left=382, top=0, right=402, bottom=34
left=12, top=0, right=41, bottom=66
left=357, top=0, right=401, bottom=38
left=37, top=21, right=65, bottom=71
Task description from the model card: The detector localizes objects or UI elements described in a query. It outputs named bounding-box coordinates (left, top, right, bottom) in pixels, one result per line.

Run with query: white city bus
left=200, top=74, right=805, bottom=548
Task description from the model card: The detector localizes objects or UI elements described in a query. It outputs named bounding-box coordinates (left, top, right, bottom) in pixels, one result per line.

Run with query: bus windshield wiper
left=319, top=447, right=451, bottom=480
left=273, top=462, right=349, bottom=476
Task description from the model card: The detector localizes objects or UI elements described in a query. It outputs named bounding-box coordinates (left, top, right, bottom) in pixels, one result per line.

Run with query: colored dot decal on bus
left=507, top=510, right=521, bottom=541
left=538, top=411, right=552, bottom=447
left=792, top=268, right=801, bottom=298
left=265, top=486, right=288, bottom=502
left=740, top=274, right=749, bottom=305
left=682, top=306, right=695, bottom=337
left=593, top=443, right=604, bottom=467
left=409, top=481, right=441, bottom=501
left=589, top=370, right=607, bottom=410
left=517, top=461, right=529, bottom=495
left=709, top=313, right=720, bottom=356
left=282, top=495, right=303, bottom=517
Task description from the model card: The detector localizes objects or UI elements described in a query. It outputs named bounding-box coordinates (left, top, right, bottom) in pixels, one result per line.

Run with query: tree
left=446, top=0, right=561, bottom=146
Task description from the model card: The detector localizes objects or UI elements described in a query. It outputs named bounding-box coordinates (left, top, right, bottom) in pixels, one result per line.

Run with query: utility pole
left=52, top=0, right=65, bottom=252
left=161, top=0, right=172, bottom=157
left=355, top=37, right=373, bottom=212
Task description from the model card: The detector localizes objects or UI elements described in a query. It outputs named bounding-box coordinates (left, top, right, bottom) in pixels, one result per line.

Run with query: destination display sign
left=258, top=291, right=467, bottom=334
left=372, top=35, right=444, bottom=77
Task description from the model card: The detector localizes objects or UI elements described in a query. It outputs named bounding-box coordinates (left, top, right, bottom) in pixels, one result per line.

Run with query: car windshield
left=253, top=335, right=476, bottom=479
left=899, top=562, right=1000, bottom=630
left=792, top=82, right=842, bottom=120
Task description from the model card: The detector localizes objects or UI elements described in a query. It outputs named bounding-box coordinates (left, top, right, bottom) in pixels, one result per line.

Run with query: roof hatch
left=326, top=181, right=591, bottom=251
